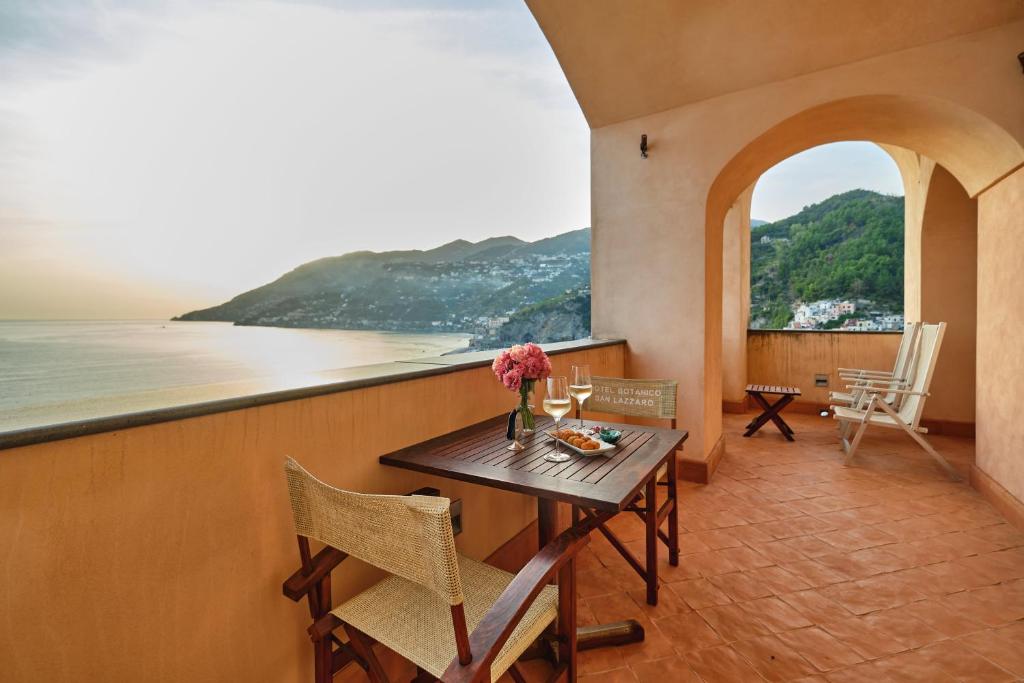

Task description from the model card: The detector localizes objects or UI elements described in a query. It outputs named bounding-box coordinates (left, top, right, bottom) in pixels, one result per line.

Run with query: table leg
left=557, top=548, right=577, bottom=682
left=743, top=392, right=774, bottom=435
left=538, top=497, right=559, bottom=547
left=577, top=622, right=645, bottom=650
left=644, top=477, right=659, bottom=606
left=536, top=498, right=645, bottom=654
left=744, top=392, right=797, bottom=440
left=666, top=454, right=679, bottom=567
left=759, top=394, right=796, bottom=441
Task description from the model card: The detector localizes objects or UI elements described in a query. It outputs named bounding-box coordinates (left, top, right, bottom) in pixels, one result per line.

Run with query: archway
left=721, top=146, right=980, bottom=434
left=707, top=94, right=1021, bottom=456
left=722, top=143, right=908, bottom=412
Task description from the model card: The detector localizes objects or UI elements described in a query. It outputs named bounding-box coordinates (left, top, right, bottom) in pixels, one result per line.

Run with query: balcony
left=2, top=335, right=1023, bottom=682
left=3, top=2, right=1024, bottom=682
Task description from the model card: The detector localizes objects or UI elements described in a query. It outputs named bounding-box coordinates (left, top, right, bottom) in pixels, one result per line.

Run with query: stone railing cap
left=0, top=338, right=625, bottom=452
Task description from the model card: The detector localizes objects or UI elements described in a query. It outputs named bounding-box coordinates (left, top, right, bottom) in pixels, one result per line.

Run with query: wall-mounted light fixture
left=640, top=134, right=648, bottom=159
left=1019, top=51, right=1024, bottom=73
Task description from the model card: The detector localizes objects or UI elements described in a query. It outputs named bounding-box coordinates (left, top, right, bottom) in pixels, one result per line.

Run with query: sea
left=0, top=320, right=471, bottom=433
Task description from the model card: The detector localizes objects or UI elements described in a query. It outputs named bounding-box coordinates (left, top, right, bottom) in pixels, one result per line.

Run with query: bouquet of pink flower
left=492, top=343, right=552, bottom=431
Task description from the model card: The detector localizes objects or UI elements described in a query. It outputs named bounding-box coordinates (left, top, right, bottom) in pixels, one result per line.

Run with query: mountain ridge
left=174, top=189, right=903, bottom=342
left=174, top=228, right=591, bottom=334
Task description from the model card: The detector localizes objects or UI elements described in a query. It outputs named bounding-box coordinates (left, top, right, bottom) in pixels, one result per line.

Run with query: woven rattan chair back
left=585, top=376, right=678, bottom=421
left=284, top=457, right=464, bottom=606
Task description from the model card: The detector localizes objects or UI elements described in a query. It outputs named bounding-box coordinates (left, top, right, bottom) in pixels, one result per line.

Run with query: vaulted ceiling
left=526, top=0, right=1024, bottom=128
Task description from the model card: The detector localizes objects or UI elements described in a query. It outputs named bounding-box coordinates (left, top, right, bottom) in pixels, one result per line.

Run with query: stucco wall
left=0, top=344, right=624, bottom=682
left=746, top=331, right=901, bottom=408
left=881, top=144, right=935, bottom=323
left=722, top=187, right=753, bottom=404
left=920, top=165, right=978, bottom=424
left=977, top=167, right=1024, bottom=502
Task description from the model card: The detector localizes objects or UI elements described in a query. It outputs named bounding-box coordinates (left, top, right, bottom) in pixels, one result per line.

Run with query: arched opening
left=709, top=94, right=1020, bottom=448
left=722, top=142, right=910, bottom=413
left=749, top=143, right=906, bottom=331
left=722, top=145, right=979, bottom=434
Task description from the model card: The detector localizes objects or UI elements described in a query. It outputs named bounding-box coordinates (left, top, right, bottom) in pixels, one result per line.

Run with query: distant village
left=785, top=299, right=905, bottom=331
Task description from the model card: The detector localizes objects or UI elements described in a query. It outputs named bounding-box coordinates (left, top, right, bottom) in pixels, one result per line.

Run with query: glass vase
left=518, top=382, right=536, bottom=434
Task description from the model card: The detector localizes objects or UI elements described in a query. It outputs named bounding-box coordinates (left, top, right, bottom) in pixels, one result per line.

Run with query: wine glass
left=569, top=364, right=592, bottom=428
left=543, top=376, right=572, bottom=463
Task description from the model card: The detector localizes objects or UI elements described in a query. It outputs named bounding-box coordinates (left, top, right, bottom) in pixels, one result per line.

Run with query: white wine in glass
left=543, top=376, right=572, bottom=463
left=570, top=364, right=592, bottom=427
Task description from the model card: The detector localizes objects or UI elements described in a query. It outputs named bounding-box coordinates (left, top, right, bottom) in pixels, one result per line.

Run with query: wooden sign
left=587, top=376, right=678, bottom=420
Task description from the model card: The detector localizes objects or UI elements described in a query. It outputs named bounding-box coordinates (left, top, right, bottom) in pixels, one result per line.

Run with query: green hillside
left=474, top=287, right=591, bottom=349
left=174, top=229, right=591, bottom=334
left=750, top=190, right=904, bottom=329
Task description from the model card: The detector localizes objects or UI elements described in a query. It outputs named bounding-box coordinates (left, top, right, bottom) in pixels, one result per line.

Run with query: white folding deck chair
left=830, top=321, right=922, bottom=409
left=831, top=322, right=959, bottom=480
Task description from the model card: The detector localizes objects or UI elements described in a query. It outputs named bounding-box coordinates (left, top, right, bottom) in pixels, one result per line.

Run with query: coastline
left=0, top=320, right=471, bottom=433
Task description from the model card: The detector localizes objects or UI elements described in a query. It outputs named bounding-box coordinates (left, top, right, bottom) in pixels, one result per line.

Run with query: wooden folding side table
left=744, top=384, right=800, bottom=441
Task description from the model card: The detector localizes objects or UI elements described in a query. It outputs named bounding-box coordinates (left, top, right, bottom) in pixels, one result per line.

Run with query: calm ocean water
left=0, top=320, right=470, bottom=432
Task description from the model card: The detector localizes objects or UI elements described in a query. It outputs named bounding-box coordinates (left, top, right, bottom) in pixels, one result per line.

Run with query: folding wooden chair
left=281, top=457, right=594, bottom=683
left=574, top=376, right=680, bottom=606
left=831, top=323, right=959, bottom=480
left=832, top=321, right=923, bottom=412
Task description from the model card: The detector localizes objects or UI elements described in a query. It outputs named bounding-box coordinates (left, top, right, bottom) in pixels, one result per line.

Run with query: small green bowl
left=600, top=429, right=622, bottom=444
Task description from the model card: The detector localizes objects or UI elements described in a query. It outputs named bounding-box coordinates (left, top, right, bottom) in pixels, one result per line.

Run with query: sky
left=1, top=1, right=904, bottom=320
left=751, top=142, right=904, bottom=222
left=0, top=0, right=589, bottom=319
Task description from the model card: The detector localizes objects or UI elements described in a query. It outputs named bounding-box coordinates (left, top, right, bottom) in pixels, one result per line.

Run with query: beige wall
left=722, top=187, right=753, bottom=404
left=881, top=144, right=935, bottom=322
left=590, top=21, right=1024, bottom=464
left=746, top=331, right=901, bottom=408
left=920, top=165, right=978, bottom=424
left=0, top=344, right=624, bottom=682
left=977, top=167, right=1024, bottom=501
left=591, top=121, right=717, bottom=455
left=880, top=150, right=978, bottom=425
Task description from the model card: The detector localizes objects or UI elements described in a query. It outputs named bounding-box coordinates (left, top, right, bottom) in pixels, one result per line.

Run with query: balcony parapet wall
left=0, top=338, right=624, bottom=681
left=0, top=338, right=625, bottom=452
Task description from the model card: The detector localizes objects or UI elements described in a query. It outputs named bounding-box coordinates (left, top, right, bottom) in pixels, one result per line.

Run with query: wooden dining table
left=379, top=413, right=688, bottom=657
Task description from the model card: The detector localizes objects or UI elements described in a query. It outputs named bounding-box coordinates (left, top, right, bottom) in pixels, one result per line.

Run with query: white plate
left=545, top=429, right=617, bottom=456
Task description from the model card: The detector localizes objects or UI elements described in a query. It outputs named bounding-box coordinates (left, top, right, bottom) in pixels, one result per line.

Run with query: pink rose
left=493, top=343, right=551, bottom=392
left=502, top=366, right=523, bottom=392
left=492, top=351, right=511, bottom=379
left=521, top=356, right=542, bottom=380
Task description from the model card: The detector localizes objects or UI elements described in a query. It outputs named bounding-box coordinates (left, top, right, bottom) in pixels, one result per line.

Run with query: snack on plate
left=551, top=427, right=603, bottom=452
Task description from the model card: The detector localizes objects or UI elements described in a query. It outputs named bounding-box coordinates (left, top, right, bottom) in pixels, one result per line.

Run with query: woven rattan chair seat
left=333, top=554, right=558, bottom=679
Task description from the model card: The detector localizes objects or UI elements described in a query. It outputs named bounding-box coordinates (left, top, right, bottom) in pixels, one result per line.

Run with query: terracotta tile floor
left=355, top=412, right=1023, bottom=682
left=530, top=412, right=1024, bottom=682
